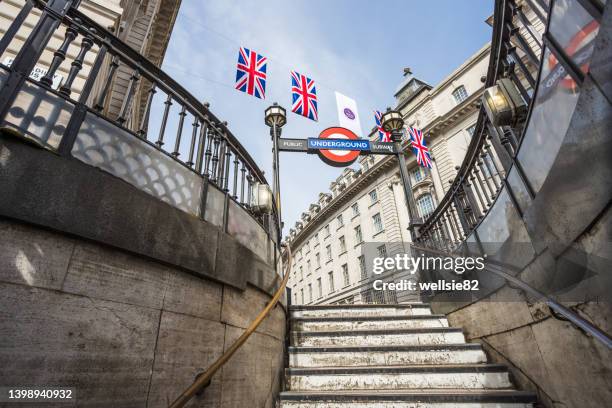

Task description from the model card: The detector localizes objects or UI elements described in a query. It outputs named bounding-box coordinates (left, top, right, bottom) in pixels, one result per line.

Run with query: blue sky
left=160, top=0, right=492, bottom=233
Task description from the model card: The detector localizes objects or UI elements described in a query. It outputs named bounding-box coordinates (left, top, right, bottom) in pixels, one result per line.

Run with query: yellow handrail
left=168, top=245, right=292, bottom=408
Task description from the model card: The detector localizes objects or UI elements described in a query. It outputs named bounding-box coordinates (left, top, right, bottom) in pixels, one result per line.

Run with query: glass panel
left=517, top=48, right=581, bottom=192
left=227, top=199, right=269, bottom=262
left=4, top=81, right=74, bottom=149
left=506, top=167, right=532, bottom=214
left=476, top=189, right=535, bottom=269
left=72, top=112, right=202, bottom=216
left=204, top=185, right=225, bottom=227
left=548, top=0, right=601, bottom=74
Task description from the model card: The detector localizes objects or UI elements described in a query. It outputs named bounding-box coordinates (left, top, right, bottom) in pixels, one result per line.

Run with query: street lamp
left=265, top=103, right=287, bottom=128
left=381, top=109, right=404, bottom=135
left=264, top=103, right=287, bottom=242
left=482, top=78, right=526, bottom=127
left=251, top=182, right=274, bottom=215
left=381, top=108, right=420, bottom=240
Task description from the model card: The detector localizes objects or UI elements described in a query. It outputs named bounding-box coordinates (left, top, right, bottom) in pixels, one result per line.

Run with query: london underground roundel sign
left=314, top=127, right=364, bottom=167
left=545, top=20, right=598, bottom=93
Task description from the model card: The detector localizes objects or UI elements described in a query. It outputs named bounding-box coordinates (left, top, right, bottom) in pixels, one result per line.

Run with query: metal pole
left=272, top=123, right=282, bottom=241
left=393, top=131, right=420, bottom=240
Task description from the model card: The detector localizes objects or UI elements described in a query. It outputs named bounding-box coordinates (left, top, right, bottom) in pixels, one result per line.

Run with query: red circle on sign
left=317, top=127, right=361, bottom=167
left=547, top=19, right=599, bottom=90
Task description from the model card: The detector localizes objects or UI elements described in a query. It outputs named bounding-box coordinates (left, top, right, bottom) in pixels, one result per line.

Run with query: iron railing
left=0, top=0, right=279, bottom=239
left=416, top=0, right=546, bottom=248
left=416, top=0, right=611, bottom=349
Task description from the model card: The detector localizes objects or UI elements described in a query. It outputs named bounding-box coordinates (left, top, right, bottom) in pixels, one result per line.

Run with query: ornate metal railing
left=416, top=0, right=611, bottom=349
left=0, top=0, right=279, bottom=241
left=417, top=0, right=547, bottom=247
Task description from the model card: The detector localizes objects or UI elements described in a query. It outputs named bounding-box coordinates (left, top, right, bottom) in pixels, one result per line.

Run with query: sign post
left=267, top=104, right=421, bottom=242
left=264, top=103, right=287, bottom=243
left=391, top=130, right=421, bottom=239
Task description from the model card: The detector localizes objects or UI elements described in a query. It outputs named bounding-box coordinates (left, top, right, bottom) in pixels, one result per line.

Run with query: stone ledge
left=0, top=136, right=278, bottom=295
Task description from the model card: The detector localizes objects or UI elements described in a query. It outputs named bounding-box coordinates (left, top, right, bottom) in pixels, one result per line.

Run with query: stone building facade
left=285, top=43, right=491, bottom=306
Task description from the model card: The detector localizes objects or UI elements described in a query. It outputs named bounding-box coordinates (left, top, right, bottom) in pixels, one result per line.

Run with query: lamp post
left=381, top=108, right=420, bottom=240
left=264, top=103, right=287, bottom=241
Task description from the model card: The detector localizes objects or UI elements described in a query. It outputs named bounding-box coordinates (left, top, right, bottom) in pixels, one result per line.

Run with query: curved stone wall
left=0, top=218, right=286, bottom=407
left=0, top=129, right=286, bottom=407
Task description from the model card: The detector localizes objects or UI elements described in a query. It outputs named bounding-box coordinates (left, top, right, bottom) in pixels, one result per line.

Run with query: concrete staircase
left=280, top=303, right=537, bottom=407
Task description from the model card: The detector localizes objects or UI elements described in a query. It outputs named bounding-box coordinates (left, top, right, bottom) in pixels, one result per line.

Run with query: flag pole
left=392, top=131, right=421, bottom=240
left=382, top=109, right=421, bottom=241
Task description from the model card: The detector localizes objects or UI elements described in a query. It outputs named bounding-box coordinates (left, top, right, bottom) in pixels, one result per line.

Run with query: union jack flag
left=291, top=71, right=318, bottom=121
left=235, top=47, right=267, bottom=99
left=374, top=110, right=391, bottom=142
left=407, top=127, right=432, bottom=168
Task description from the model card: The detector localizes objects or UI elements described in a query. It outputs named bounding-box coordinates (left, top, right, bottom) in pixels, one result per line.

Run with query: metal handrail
left=0, top=0, right=279, bottom=237
left=410, top=244, right=612, bottom=349
left=64, top=7, right=268, bottom=186
left=417, top=0, right=511, bottom=238
left=416, top=0, right=552, bottom=249
left=168, top=244, right=292, bottom=408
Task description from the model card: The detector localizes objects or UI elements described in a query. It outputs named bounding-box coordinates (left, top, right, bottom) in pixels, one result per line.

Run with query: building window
left=351, top=203, right=360, bottom=216
left=300, top=288, right=304, bottom=304
left=299, top=266, right=304, bottom=280
left=411, top=167, right=426, bottom=183
left=317, top=278, right=322, bottom=298
left=358, top=255, right=366, bottom=279
left=452, top=85, right=469, bottom=104
left=354, top=225, right=363, bottom=244
left=342, top=264, right=349, bottom=286
left=339, top=236, right=347, bottom=253
left=294, top=292, right=298, bottom=304
left=372, top=213, right=384, bottom=233
left=324, top=225, right=330, bottom=237
left=305, top=240, right=310, bottom=252
left=326, top=245, right=332, bottom=261
left=328, top=271, right=335, bottom=292
left=337, top=214, right=344, bottom=227
left=308, top=283, right=312, bottom=303
left=416, top=194, right=435, bottom=218
left=363, top=161, right=370, bottom=171
left=377, top=244, right=387, bottom=258
left=306, top=260, right=311, bottom=275
left=369, top=189, right=378, bottom=204
left=466, top=124, right=476, bottom=137
left=315, top=253, right=321, bottom=268
left=314, top=232, right=319, bottom=245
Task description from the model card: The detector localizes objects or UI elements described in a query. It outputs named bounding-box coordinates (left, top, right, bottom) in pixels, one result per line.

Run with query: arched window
left=416, top=193, right=435, bottom=218
left=452, top=85, right=469, bottom=104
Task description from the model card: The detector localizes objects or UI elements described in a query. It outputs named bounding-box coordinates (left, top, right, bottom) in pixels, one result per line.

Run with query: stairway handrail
left=410, top=244, right=612, bottom=349
left=168, top=244, right=292, bottom=408
left=0, top=0, right=280, bottom=238
left=65, top=6, right=270, bottom=187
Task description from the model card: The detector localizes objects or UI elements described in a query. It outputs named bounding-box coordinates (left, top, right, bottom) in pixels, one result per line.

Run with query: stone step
left=289, top=303, right=432, bottom=318
left=291, top=315, right=449, bottom=332
left=291, top=328, right=465, bottom=347
left=286, top=364, right=513, bottom=392
left=279, top=389, right=537, bottom=407
left=288, top=344, right=487, bottom=367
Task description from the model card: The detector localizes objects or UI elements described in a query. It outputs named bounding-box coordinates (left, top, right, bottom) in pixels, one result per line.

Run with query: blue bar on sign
left=307, top=138, right=371, bottom=151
